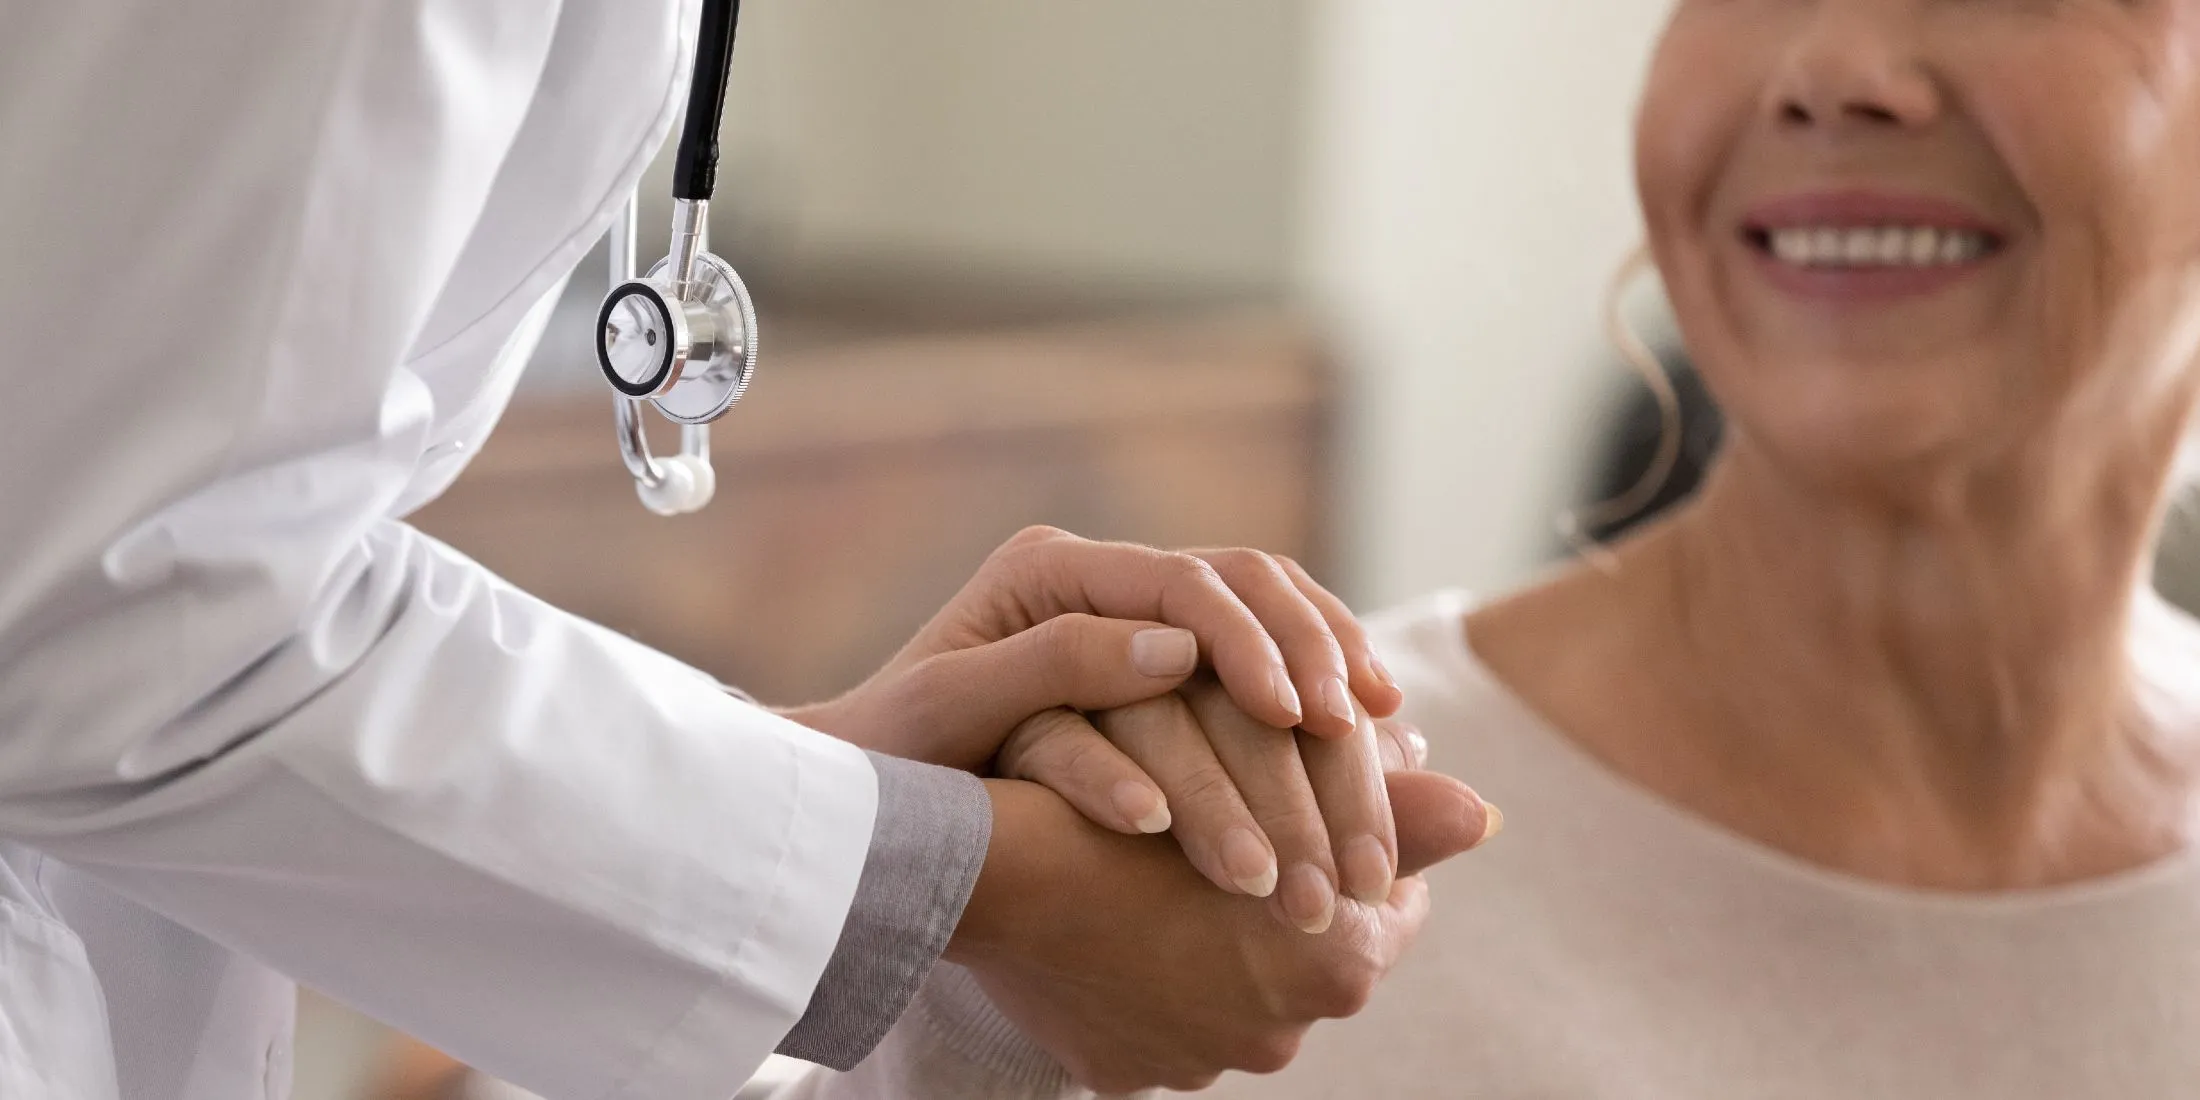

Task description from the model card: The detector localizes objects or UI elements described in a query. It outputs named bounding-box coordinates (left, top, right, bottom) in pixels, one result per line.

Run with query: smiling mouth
left=1742, top=225, right=2005, bottom=270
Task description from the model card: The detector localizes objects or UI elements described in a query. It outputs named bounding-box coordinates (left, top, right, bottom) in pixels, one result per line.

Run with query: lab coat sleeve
left=0, top=2, right=899, bottom=1096
left=1, top=514, right=882, bottom=1100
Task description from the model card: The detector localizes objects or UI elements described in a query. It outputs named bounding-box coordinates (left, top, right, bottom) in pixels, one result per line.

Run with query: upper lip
left=1739, top=189, right=2006, bottom=237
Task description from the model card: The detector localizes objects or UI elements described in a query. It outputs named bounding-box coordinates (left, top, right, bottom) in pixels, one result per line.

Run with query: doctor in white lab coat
left=0, top=3, right=1491, bottom=1099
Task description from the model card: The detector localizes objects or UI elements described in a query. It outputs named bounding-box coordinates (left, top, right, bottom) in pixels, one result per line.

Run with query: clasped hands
left=784, top=527, right=1496, bottom=1093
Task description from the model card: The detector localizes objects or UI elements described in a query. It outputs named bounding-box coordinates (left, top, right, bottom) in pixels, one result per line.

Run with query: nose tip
left=1781, top=98, right=1905, bottom=129
left=1770, top=14, right=1940, bottom=131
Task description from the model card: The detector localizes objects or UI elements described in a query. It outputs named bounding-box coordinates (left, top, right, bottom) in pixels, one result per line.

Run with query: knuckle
left=1031, top=613, right=1098, bottom=678
left=1033, top=610, right=1097, bottom=652
left=1234, top=1032, right=1306, bottom=1076
left=1036, top=723, right=1109, bottom=777
left=1213, top=547, right=1292, bottom=587
left=1323, top=986, right=1373, bottom=1020
left=1146, top=689, right=1205, bottom=729
left=1160, top=552, right=1228, bottom=593
left=1373, top=721, right=1410, bottom=770
left=1254, top=804, right=1330, bottom=856
left=1173, top=761, right=1244, bottom=810
left=1007, top=524, right=1072, bottom=550
left=1328, top=612, right=1372, bottom=646
left=890, top=654, right=954, bottom=716
left=986, top=526, right=1072, bottom=577
left=1301, top=975, right=1365, bottom=1020
left=1309, top=951, right=1383, bottom=1019
left=1279, top=940, right=1385, bottom=1020
left=997, top=709, right=1073, bottom=776
left=1093, top=691, right=1192, bottom=736
left=1179, top=671, right=1232, bottom=707
left=1160, top=1068, right=1223, bottom=1094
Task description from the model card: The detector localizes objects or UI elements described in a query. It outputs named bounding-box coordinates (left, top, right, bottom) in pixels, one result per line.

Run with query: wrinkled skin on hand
left=952, top=771, right=1490, bottom=1094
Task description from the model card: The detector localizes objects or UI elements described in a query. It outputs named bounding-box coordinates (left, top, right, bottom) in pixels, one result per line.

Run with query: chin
left=1726, top=384, right=1995, bottom=501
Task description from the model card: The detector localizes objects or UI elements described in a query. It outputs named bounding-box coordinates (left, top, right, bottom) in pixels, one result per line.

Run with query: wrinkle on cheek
left=1633, top=34, right=1760, bottom=361
left=2145, top=17, right=2200, bottom=203
left=2106, top=48, right=2200, bottom=274
left=2106, top=7, right=2200, bottom=185
left=1634, top=52, right=1749, bottom=243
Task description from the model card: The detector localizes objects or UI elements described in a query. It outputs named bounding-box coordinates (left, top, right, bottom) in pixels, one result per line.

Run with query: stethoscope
left=595, top=0, right=754, bottom=515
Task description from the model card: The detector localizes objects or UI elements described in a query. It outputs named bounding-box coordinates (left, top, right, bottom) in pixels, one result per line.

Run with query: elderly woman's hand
left=950, top=770, right=1490, bottom=1094
left=999, top=679, right=1444, bottom=933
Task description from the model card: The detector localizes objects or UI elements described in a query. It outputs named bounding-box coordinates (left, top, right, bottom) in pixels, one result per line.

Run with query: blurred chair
left=1575, top=348, right=1722, bottom=546
left=2157, top=500, right=2200, bottom=613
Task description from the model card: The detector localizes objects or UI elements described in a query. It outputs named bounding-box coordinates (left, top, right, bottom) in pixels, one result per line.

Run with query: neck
left=1632, top=437, right=2197, bottom=887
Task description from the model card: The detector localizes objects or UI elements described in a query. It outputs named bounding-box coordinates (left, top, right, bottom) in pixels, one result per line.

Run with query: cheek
left=1974, top=20, right=2200, bottom=272
left=1632, top=29, right=1757, bottom=255
left=1632, top=25, right=1764, bottom=393
left=1967, top=33, right=2200, bottom=406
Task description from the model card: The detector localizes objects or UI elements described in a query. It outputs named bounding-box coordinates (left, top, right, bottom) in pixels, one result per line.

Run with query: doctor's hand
left=783, top=525, right=1401, bottom=766
left=946, top=770, right=1491, bottom=1094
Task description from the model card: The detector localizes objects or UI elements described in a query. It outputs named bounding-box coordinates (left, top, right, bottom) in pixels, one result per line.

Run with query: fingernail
left=1280, top=864, right=1336, bottom=935
left=1478, top=803, right=1505, bottom=845
left=1319, top=677, right=1355, bottom=725
left=1221, top=827, right=1278, bottom=897
left=1372, top=655, right=1398, bottom=689
left=1340, top=835, right=1393, bottom=906
left=1406, top=728, right=1430, bottom=768
left=1271, top=667, right=1303, bottom=723
left=1112, top=781, right=1171, bottom=834
left=1131, top=628, right=1198, bottom=678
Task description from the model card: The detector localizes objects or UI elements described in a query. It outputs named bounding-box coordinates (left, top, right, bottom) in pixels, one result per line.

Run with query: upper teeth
left=1766, top=226, right=1991, bottom=268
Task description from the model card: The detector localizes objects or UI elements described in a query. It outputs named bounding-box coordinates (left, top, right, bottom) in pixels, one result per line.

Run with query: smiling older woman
left=1191, top=2, right=2200, bottom=1096
left=768, top=3, right=2200, bottom=1098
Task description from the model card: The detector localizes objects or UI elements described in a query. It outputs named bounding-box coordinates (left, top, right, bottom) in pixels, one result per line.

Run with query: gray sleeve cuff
left=775, top=751, right=993, bottom=1070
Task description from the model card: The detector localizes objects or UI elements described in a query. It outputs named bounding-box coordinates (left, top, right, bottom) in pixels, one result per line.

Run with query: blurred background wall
left=710, top=0, right=1310, bottom=302
left=1302, top=1, right=1673, bottom=606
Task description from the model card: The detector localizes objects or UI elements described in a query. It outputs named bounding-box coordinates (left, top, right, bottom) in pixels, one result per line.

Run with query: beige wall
left=690, top=0, right=1311, bottom=297
left=1299, top=0, right=1674, bottom=606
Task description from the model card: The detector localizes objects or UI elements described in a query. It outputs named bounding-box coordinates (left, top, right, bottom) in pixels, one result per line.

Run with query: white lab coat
left=0, top=3, right=880, bottom=1099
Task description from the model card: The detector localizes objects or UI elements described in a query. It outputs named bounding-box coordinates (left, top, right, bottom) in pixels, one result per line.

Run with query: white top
left=1197, top=590, right=2200, bottom=1098
left=0, top=3, right=878, bottom=1099
left=694, top=589, right=2200, bottom=1099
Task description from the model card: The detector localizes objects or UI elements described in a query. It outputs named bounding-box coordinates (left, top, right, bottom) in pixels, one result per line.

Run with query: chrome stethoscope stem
left=610, top=191, right=718, bottom=504
left=669, top=198, right=709, bottom=297
left=611, top=194, right=669, bottom=491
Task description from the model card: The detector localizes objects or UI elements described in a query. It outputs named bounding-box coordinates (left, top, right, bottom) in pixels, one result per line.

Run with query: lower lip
left=1743, top=237, right=2000, bottom=304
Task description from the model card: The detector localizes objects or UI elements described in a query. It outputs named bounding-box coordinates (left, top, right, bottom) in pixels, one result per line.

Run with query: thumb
left=894, top=614, right=1201, bottom=769
left=1386, top=770, right=1499, bottom=877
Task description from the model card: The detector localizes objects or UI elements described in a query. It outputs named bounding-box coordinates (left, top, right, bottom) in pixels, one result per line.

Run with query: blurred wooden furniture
left=411, top=309, right=1333, bottom=706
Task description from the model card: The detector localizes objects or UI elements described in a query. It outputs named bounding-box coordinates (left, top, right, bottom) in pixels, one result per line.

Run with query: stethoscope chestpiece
left=596, top=249, right=758, bottom=425
left=597, top=279, right=680, bottom=399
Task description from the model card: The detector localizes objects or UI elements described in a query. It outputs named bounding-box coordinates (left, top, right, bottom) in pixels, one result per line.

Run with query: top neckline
left=1411, top=588, right=2200, bottom=916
